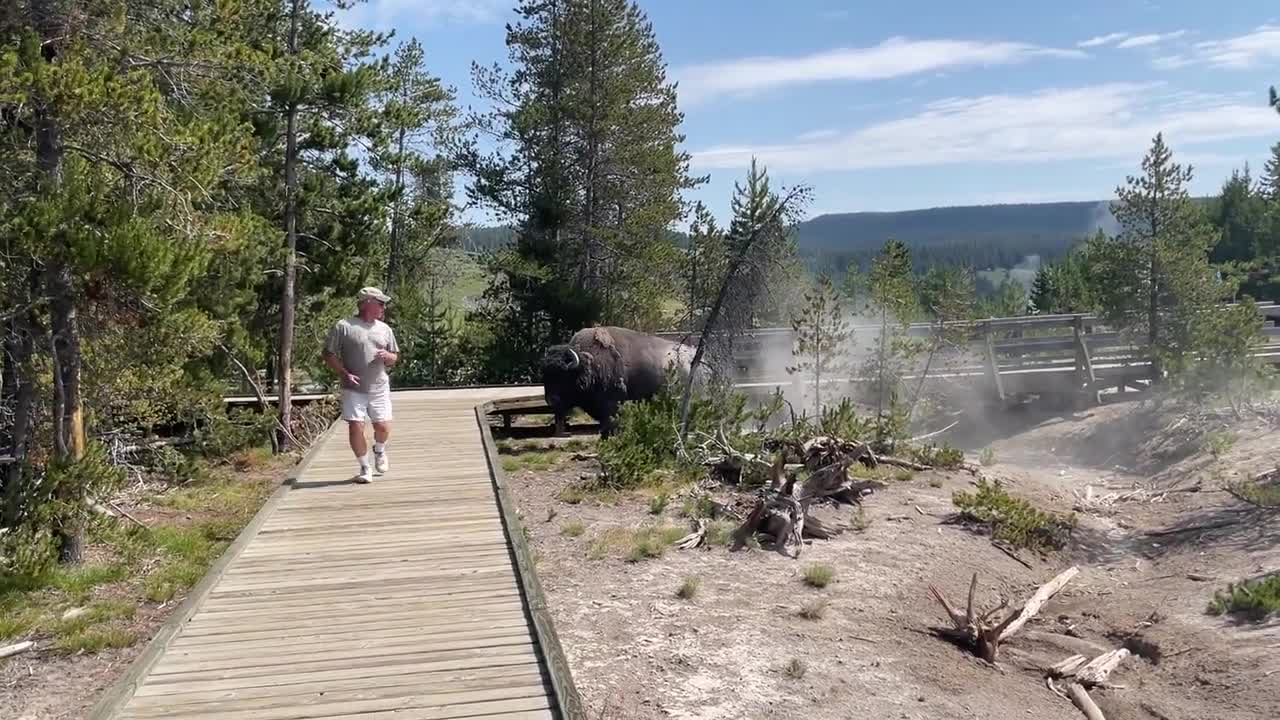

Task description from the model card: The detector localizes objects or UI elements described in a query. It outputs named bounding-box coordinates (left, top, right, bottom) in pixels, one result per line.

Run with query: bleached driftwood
left=997, top=566, right=1080, bottom=642
left=0, top=641, right=34, bottom=660
left=1068, top=683, right=1106, bottom=720
left=929, top=566, right=1079, bottom=663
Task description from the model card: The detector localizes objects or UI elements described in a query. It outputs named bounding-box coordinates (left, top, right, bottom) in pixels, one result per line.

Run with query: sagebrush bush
left=952, top=478, right=1076, bottom=552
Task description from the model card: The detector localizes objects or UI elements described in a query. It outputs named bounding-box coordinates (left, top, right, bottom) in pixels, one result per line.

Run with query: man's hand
left=344, top=371, right=361, bottom=387
left=375, top=349, right=398, bottom=366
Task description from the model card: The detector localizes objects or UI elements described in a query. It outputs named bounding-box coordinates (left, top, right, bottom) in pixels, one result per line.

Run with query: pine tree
left=372, top=37, right=459, bottom=293
left=464, top=0, right=703, bottom=376
left=787, top=274, right=853, bottom=416
left=1088, top=133, right=1232, bottom=380
left=677, top=159, right=811, bottom=439
left=1, top=0, right=265, bottom=563
left=1258, top=142, right=1280, bottom=202
left=862, top=239, right=920, bottom=445
left=1030, top=266, right=1057, bottom=315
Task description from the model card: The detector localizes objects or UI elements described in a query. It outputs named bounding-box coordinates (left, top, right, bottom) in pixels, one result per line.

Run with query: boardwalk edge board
left=85, top=420, right=343, bottom=720
left=475, top=400, right=586, bottom=720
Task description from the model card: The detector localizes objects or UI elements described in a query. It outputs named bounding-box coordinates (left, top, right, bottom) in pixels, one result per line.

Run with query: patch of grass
left=53, top=626, right=137, bottom=654
left=676, top=576, right=701, bottom=600
left=558, top=485, right=586, bottom=505
left=893, top=468, right=915, bottom=482
left=952, top=478, right=1077, bottom=552
left=802, top=563, right=835, bottom=588
left=681, top=494, right=716, bottom=519
left=706, top=520, right=737, bottom=547
left=784, top=658, right=806, bottom=679
left=501, top=457, right=520, bottom=473
left=229, top=445, right=274, bottom=471
left=561, top=521, right=586, bottom=538
left=1208, top=574, right=1280, bottom=621
left=0, top=605, right=45, bottom=641
left=649, top=492, right=670, bottom=515
left=979, top=447, right=997, bottom=467
left=798, top=597, right=828, bottom=620
left=47, top=564, right=129, bottom=601
left=585, top=539, right=609, bottom=561
left=142, top=558, right=207, bottom=603
left=928, top=476, right=944, bottom=488
left=850, top=506, right=870, bottom=532
left=1203, top=430, right=1237, bottom=460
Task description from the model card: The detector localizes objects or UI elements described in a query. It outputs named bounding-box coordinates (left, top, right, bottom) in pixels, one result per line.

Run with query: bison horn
left=566, top=348, right=580, bottom=369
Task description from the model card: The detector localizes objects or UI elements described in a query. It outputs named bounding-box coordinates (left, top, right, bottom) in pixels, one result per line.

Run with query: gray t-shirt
left=324, top=316, right=399, bottom=393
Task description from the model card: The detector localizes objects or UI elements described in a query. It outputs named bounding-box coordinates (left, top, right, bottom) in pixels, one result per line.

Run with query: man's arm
left=323, top=350, right=361, bottom=387
left=376, top=328, right=400, bottom=367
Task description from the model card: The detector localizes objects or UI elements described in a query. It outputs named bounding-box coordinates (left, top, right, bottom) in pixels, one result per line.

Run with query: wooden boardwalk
left=94, top=387, right=578, bottom=720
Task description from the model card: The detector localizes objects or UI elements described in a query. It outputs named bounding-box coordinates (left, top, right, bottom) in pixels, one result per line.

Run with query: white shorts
left=341, top=387, right=392, bottom=423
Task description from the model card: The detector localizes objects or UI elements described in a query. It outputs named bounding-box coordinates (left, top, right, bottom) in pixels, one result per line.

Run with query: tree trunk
left=50, top=266, right=85, bottom=565
left=32, top=0, right=85, bottom=563
left=385, top=125, right=406, bottom=290
left=277, top=0, right=302, bottom=453
left=1, top=303, right=37, bottom=527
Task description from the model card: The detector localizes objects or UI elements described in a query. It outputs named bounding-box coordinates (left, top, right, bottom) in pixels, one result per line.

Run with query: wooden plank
left=124, top=669, right=548, bottom=714
left=126, top=662, right=543, bottom=705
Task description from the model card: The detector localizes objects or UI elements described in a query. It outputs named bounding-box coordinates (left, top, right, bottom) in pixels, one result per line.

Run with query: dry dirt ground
left=505, top=400, right=1280, bottom=720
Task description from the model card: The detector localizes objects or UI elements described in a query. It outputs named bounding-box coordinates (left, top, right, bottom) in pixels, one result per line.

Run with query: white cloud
left=673, top=37, right=1085, bottom=106
left=337, top=0, right=508, bottom=29
left=690, top=84, right=1278, bottom=173
left=1191, top=24, right=1280, bottom=68
left=1116, top=30, right=1186, bottom=48
left=1078, top=32, right=1130, bottom=48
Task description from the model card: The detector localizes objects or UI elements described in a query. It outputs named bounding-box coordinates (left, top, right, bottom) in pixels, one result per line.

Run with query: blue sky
left=335, top=0, right=1280, bottom=226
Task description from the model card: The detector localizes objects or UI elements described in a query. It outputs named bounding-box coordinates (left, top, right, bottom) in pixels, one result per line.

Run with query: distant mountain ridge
left=794, top=200, right=1118, bottom=253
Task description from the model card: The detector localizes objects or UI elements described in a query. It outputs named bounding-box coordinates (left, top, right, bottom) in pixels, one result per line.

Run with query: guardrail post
left=983, top=324, right=1005, bottom=404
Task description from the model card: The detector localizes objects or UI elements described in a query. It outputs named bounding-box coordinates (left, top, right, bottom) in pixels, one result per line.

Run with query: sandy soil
left=506, top=399, right=1280, bottom=720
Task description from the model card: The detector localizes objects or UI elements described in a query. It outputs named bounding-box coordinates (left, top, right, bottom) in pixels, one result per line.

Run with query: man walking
left=323, top=287, right=399, bottom=483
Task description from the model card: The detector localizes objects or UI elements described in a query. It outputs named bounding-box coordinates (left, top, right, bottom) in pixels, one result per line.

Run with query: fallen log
left=0, top=641, right=34, bottom=660
left=1068, top=683, right=1106, bottom=720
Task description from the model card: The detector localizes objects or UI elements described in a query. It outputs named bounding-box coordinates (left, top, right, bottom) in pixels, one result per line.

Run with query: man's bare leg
left=372, top=421, right=390, bottom=473
left=348, top=420, right=372, bottom=481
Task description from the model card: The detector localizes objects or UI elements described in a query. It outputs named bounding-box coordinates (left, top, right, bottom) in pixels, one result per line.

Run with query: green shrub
left=681, top=494, right=716, bottom=519
left=979, top=447, right=997, bottom=467
left=1203, top=431, right=1237, bottom=460
left=676, top=576, right=701, bottom=600
left=648, top=493, right=670, bottom=515
left=706, top=520, right=737, bottom=546
left=597, top=377, right=769, bottom=489
left=802, top=563, right=835, bottom=588
left=952, top=478, right=1077, bottom=552
left=1228, top=471, right=1280, bottom=507
left=561, top=521, right=586, bottom=537
left=915, top=443, right=965, bottom=469
left=1207, top=574, right=1280, bottom=621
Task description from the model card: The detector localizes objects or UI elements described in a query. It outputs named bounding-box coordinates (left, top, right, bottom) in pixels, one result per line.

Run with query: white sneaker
left=374, top=451, right=388, bottom=474
left=355, top=466, right=373, bottom=484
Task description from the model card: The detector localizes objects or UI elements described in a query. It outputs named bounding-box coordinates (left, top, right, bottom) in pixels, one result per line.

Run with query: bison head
left=540, top=344, right=590, bottom=414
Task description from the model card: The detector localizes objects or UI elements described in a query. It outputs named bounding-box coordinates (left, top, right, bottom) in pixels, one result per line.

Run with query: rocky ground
left=505, top=399, right=1280, bottom=720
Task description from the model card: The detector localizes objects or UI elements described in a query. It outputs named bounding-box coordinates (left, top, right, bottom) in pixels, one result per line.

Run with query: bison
left=540, top=326, right=699, bottom=437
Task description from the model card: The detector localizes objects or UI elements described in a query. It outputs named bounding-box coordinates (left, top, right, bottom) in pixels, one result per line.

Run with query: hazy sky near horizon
left=334, top=0, right=1280, bottom=224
